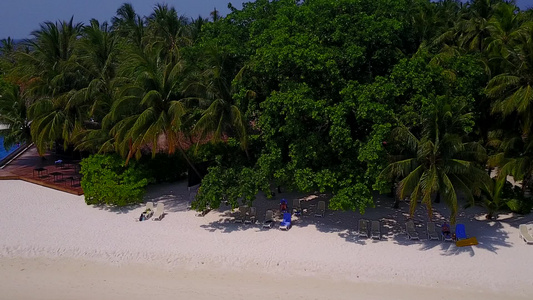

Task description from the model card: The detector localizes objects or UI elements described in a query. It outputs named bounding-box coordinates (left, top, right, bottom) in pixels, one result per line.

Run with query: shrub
left=506, top=198, right=533, bottom=215
left=80, top=154, right=152, bottom=206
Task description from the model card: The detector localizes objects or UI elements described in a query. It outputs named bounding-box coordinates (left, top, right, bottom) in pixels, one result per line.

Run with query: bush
left=506, top=198, right=533, bottom=215
left=80, top=154, right=152, bottom=206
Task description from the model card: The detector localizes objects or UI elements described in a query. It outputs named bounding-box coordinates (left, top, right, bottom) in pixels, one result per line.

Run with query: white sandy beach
left=1, top=179, right=532, bottom=299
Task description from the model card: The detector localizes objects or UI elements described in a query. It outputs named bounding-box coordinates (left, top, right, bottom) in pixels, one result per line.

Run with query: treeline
left=0, top=0, right=532, bottom=221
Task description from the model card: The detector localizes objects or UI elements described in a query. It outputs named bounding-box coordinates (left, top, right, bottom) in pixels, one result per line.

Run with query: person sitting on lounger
left=442, top=222, right=451, bottom=239
left=280, top=199, right=288, bottom=212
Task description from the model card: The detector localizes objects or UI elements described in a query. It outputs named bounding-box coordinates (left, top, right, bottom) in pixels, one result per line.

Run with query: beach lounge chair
left=234, top=206, right=247, bottom=223
left=358, top=219, right=369, bottom=238
left=279, top=212, right=291, bottom=230
left=152, top=203, right=165, bottom=221
left=263, top=210, right=274, bottom=228
left=245, top=207, right=257, bottom=224
left=406, top=220, right=420, bottom=240
left=371, top=220, right=381, bottom=240
left=427, top=222, right=440, bottom=241
left=455, top=224, right=467, bottom=240
left=519, top=224, right=533, bottom=244
left=145, top=202, right=154, bottom=211
left=441, top=222, right=453, bottom=242
left=292, top=199, right=302, bottom=215
left=315, top=201, right=326, bottom=217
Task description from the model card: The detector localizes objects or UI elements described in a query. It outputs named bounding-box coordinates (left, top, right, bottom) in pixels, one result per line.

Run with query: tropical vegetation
left=0, top=0, right=532, bottom=220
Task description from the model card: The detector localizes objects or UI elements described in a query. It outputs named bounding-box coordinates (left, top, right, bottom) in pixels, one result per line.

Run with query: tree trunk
left=434, top=192, right=441, bottom=203
left=177, top=139, right=203, bottom=180
left=393, top=196, right=400, bottom=209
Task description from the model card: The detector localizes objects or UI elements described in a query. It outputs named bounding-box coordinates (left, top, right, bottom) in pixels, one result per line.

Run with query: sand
left=0, top=180, right=532, bottom=299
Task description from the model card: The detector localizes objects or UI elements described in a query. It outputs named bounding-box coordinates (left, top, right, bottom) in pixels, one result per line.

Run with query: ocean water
left=0, top=136, right=18, bottom=161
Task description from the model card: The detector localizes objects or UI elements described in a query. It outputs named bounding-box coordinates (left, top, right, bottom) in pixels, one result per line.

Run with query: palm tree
left=0, top=85, right=31, bottom=149
left=13, top=18, right=84, bottom=154
left=380, top=96, right=490, bottom=223
left=68, top=19, right=119, bottom=153
left=485, top=2, right=522, bottom=57
left=146, top=4, right=191, bottom=52
left=111, top=3, right=145, bottom=49
left=187, top=45, right=250, bottom=154
left=488, top=128, right=533, bottom=199
left=107, top=43, right=188, bottom=164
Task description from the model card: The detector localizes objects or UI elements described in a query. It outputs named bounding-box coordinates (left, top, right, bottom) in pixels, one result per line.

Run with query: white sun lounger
left=263, top=210, right=274, bottom=228
left=519, top=224, right=533, bottom=244
left=152, top=203, right=165, bottom=221
left=235, top=206, right=247, bottom=223
left=358, top=219, right=369, bottom=238
left=406, top=220, right=420, bottom=240
left=314, top=201, right=325, bottom=217
left=371, top=220, right=381, bottom=240
left=427, top=222, right=440, bottom=241
left=245, top=207, right=256, bottom=224
left=146, top=202, right=154, bottom=211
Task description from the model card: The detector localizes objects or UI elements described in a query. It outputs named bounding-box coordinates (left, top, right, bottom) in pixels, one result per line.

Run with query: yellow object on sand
left=456, top=237, right=478, bottom=247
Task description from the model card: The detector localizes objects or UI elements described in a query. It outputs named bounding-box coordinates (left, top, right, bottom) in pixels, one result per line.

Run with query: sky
left=1, top=0, right=533, bottom=39
left=0, top=0, right=243, bottom=39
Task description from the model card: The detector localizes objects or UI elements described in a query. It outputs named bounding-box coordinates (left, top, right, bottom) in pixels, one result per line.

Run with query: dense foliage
left=1, top=0, right=532, bottom=220
left=80, top=154, right=151, bottom=206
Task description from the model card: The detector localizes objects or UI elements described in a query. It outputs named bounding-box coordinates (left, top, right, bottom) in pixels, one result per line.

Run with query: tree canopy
left=1, top=0, right=532, bottom=219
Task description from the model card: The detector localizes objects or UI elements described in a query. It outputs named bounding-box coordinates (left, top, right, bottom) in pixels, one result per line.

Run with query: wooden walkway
left=0, top=146, right=83, bottom=195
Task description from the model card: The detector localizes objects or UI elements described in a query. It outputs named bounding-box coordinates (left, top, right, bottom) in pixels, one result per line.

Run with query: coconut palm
left=0, top=85, right=31, bottom=149
left=380, top=96, right=490, bottom=223
left=487, top=25, right=533, bottom=136
left=68, top=19, right=120, bottom=153
left=488, top=128, right=533, bottom=199
left=146, top=4, right=191, bottom=52
left=111, top=3, right=145, bottom=49
left=106, top=43, right=188, bottom=164
left=14, top=18, right=84, bottom=154
left=188, top=45, right=249, bottom=153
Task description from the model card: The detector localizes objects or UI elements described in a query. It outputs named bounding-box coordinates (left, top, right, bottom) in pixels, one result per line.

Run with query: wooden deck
left=0, top=145, right=84, bottom=196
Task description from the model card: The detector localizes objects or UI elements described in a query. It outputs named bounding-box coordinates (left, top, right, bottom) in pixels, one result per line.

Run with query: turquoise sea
left=0, top=136, right=18, bottom=161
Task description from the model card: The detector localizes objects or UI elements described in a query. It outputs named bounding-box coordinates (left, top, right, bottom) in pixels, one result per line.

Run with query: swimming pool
left=0, top=136, right=18, bottom=161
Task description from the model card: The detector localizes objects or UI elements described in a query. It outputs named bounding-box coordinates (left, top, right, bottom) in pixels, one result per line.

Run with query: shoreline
left=0, top=256, right=526, bottom=300
left=1, top=180, right=532, bottom=299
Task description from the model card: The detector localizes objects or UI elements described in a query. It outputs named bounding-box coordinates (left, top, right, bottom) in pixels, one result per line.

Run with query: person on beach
left=280, top=199, right=288, bottom=212
left=442, top=222, right=451, bottom=239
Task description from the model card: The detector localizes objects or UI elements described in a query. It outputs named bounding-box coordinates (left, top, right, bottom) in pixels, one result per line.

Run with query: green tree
left=80, top=154, right=150, bottom=206
left=0, top=85, right=32, bottom=149
left=14, top=18, right=84, bottom=154
left=380, top=96, right=490, bottom=223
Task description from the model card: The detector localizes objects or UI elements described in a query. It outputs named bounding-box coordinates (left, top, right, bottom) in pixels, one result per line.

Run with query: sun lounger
left=146, top=202, right=154, bottom=211
left=455, top=224, right=467, bottom=240
left=371, top=220, right=381, bottom=240
left=235, top=206, right=247, bottom=223
left=406, top=220, right=419, bottom=240
left=279, top=212, right=291, bottom=230
left=358, top=219, right=369, bottom=238
left=292, top=199, right=302, bottom=215
left=315, top=201, right=325, bottom=217
left=519, top=224, right=533, bottom=244
left=441, top=222, right=453, bottom=242
left=245, top=207, right=257, bottom=224
left=427, top=222, right=440, bottom=241
left=152, top=203, right=165, bottom=221
left=456, top=237, right=478, bottom=247
left=263, top=210, right=274, bottom=228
